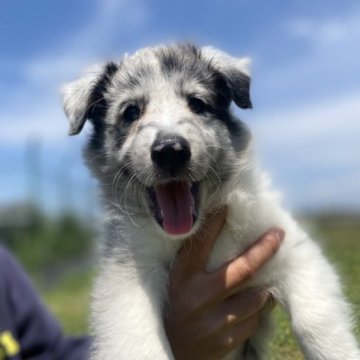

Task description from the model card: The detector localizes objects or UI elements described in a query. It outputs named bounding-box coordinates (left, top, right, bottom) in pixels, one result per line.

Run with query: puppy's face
left=63, top=45, right=252, bottom=238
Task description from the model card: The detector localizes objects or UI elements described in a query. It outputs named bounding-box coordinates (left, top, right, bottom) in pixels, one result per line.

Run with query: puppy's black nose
left=151, top=135, right=191, bottom=174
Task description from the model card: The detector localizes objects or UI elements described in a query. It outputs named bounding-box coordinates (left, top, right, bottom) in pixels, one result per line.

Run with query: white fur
left=202, top=46, right=252, bottom=77
left=62, top=64, right=105, bottom=135
left=63, top=45, right=360, bottom=360
left=91, top=173, right=360, bottom=359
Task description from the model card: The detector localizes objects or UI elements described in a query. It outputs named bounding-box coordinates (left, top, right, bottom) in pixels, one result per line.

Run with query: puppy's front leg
left=90, top=261, right=173, bottom=360
left=279, top=239, right=360, bottom=360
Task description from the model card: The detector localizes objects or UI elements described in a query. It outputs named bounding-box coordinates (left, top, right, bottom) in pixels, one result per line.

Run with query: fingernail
left=269, top=228, right=285, bottom=242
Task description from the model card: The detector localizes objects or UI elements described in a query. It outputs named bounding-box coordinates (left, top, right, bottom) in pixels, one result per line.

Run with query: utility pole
left=25, top=137, right=42, bottom=208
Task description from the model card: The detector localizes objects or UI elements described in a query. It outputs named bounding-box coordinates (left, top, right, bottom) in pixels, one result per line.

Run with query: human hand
left=165, top=208, right=284, bottom=360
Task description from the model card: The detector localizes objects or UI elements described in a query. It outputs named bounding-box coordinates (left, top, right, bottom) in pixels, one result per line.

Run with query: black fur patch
left=87, top=62, right=119, bottom=121
left=155, top=44, right=250, bottom=134
left=120, top=64, right=154, bottom=91
left=157, top=44, right=252, bottom=108
left=86, top=62, right=119, bottom=153
left=157, top=45, right=232, bottom=115
left=157, top=44, right=201, bottom=75
left=226, top=70, right=252, bottom=109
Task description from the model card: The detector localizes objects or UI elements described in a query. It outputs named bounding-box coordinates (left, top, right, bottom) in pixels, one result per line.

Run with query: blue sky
left=1, top=0, right=360, bottom=215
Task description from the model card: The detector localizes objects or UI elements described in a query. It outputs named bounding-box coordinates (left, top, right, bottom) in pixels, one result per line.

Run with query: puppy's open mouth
left=148, top=182, right=199, bottom=236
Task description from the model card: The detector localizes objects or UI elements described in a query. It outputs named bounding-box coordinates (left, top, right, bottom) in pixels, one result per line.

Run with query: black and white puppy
left=62, top=44, right=359, bottom=359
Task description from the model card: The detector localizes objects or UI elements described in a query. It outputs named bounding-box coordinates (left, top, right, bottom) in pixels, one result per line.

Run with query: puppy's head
left=62, top=44, right=253, bottom=238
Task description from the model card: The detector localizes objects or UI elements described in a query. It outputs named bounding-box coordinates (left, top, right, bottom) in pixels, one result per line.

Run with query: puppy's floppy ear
left=202, top=46, right=252, bottom=109
left=62, top=62, right=119, bottom=135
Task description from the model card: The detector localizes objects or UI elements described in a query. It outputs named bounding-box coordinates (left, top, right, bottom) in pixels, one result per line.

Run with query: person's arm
left=165, top=209, right=283, bottom=360
left=0, top=245, right=90, bottom=360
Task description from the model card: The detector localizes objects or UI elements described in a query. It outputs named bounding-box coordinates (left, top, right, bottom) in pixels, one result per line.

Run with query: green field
left=37, top=216, right=359, bottom=359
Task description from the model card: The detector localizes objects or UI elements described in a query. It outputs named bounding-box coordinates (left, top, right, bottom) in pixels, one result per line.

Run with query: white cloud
left=246, top=90, right=360, bottom=210
left=295, top=171, right=360, bottom=210
left=22, top=0, right=149, bottom=87
left=287, top=12, right=360, bottom=47
left=65, top=0, right=148, bottom=55
left=23, top=55, right=92, bottom=88
left=250, top=90, right=360, bottom=170
left=252, top=91, right=360, bottom=147
left=0, top=105, right=68, bottom=144
left=0, top=0, right=149, bottom=144
left=1, top=1, right=359, bottom=211
left=261, top=8, right=360, bottom=103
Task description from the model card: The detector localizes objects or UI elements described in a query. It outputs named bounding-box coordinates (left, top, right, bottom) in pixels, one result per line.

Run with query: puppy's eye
left=187, top=96, right=207, bottom=114
left=123, top=105, right=141, bottom=122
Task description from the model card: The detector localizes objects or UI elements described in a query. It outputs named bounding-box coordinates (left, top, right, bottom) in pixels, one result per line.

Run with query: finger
left=190, top=207, right=228, bottom=268
left=173, top=207, right=227, bottom=275
left=217, top=289, right=270, bottom=328
left=210, top=229, right=284, bottom=300
left=221, top=312, right=261, bottom=353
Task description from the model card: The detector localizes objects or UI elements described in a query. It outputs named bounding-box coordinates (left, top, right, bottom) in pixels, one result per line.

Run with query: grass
left=41, top=269, right=94, bottom=335
left=269, top=216, right=360, bottom=359
left=38, top=216, right=360, bottom=358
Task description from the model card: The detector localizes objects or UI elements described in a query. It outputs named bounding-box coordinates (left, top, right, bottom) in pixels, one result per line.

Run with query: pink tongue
left=155, top=182, right=194, bottom=235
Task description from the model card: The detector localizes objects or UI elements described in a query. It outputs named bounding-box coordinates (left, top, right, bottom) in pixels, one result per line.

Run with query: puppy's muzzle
left=151, top=134, right=191, bottom=176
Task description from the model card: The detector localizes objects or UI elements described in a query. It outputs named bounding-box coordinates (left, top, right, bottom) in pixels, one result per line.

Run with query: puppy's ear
left=202, top=47, right=252, bottom=109
left=62, top=62, right=119, bottom=135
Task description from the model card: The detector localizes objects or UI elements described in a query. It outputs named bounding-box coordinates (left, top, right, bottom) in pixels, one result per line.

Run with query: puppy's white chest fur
left=92, top=176, right=359, bottom=360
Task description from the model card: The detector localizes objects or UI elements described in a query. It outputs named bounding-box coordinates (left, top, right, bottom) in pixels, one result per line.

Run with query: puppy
left=62, top=44, right=360, bottom=359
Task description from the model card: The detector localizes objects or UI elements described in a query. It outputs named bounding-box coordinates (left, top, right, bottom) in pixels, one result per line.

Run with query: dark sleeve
left=0, top=245, right=90, bottom=360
